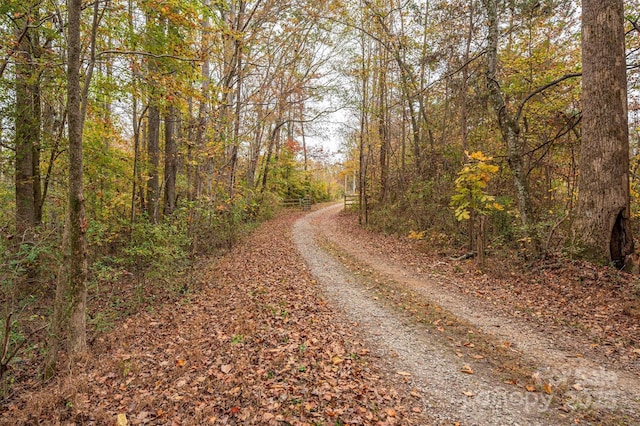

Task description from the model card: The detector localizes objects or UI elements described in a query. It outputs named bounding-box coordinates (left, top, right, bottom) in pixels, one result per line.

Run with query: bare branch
left=515, top=72, right=582, bottom=122
left=96, top=50, right=201, bottom=62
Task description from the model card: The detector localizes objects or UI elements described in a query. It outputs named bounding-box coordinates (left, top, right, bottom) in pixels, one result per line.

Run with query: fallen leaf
left=460, top=365, right=474, bottom=374
left=176, top=359, right=187, bottom=367
left=525, top=385, right=535, bottom=392
left=543, top=383, right=553, bottom=394
left=331, top=356, right=343, bottom=365
left=116, top=413, right=128, bottom=426
left=221, top=364, right=233, bottom=374
left=263, top=412, right=275, bottom=421
left=385, top=408, right=396, bottom=417
left=573, top=383, right=584, bottom=391
left=397, top=371, right=411, bottom=376
left=462, top=390, right=474, bottom=397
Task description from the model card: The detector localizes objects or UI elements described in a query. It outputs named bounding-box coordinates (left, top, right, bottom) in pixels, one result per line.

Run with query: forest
left=1, top=0, right=640, bottom=424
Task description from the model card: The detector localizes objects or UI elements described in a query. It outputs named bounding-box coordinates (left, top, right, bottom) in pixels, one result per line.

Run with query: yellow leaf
left=460, top=365, right=474, bottom=374
left=116, top=414, right=128, bottom=426
left=469, top=151, right=490, bottom=161
left=543, top=383, right=553, bottom=394
left=331, top=356, right=343, bottom=365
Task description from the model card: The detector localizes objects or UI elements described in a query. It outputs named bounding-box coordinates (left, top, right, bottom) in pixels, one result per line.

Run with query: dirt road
left=294, top=204, right=640, bottom=425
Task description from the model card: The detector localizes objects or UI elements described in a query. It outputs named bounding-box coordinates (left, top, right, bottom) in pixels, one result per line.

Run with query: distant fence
left=344, top=194, right=358, bottom=209
left=281, top=196, right=312, bottom=211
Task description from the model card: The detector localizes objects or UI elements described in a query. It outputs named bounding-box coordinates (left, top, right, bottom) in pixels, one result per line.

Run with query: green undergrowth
left=0, top=190, right=281, bottom=395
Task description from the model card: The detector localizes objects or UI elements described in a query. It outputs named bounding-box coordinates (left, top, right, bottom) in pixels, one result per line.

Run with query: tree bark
left=483, top=0, right=533, bottom=230
left=460, top=0, right=474, bottom=153
left=228, top=1, right=246, bottom=194
left=146, top=103, right=160, bottom=222
left=64, top=0, right=88, bottom=356
left=575, top=0, right=634, bottom=266
left=358, top=19, right=370, bottom=225
left=377, top=44, right=389, bottom=203
left=261, top=121, right=283, bottom=193
left=164, top=106, right=177, bottom=216
left=14, top=17, right=41, bottom=233
left=46, top=0, right=88, bottom=377
left=194, top=9, right=211, bottom=201
left=247, top=105, right=264, bottom=189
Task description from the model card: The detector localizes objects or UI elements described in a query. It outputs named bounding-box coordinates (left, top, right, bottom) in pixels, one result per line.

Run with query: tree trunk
left=358, top=27, right=370, bottom=225
left=261, top=122, right=282, bottom=192
left=14, top=21, right=40, bottom=233
left=164, top=106, right=177, bottom=216
left=146, top=103, right=160, bottom=222
left=462, top=0, right=475, bottom=252
left=574, top=0, right=634, bottom=266
left=194, top=48, right=211, bottom=202
left=247, top=105, right=264, bottom=189
left=228, top=10, right=245, bottom=194
left=46, top=0, right=88, bottom=377
left=377, top=46, right=389, bottom=203
left=460, top=0, right=474, bottom=153
left=483, top=0, right=533, bottom=230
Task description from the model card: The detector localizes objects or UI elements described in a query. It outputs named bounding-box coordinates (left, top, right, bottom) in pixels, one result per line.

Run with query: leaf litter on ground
left=1, top=211, right=429, bottom=425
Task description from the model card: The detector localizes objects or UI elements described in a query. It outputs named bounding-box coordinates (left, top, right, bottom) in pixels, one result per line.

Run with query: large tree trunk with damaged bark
left=574, top=0, right=633, bottom=267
